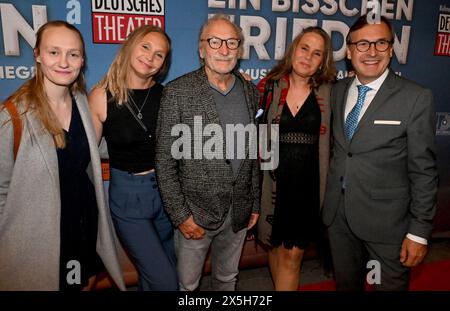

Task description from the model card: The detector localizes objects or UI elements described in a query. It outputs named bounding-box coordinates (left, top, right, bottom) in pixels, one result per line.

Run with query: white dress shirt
left=344, top=69, right=389, bottom=122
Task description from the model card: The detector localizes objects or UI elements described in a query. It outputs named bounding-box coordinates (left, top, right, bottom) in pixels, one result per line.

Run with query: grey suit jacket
left=155, top=67, right=260, bottom=232
left=322, top=71, right=438, bottom=243
left=0, top=93, right=125, bottom=290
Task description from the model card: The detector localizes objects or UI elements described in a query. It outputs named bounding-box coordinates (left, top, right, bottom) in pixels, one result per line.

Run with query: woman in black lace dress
left=257, top=27, right=335, bottom=290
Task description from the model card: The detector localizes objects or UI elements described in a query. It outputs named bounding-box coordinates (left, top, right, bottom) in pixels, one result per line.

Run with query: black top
left=103, top=84, right=162, bottom=173
left=279, top=93, right=321, bottom=134
left=57, top=99, right=101, bottom=290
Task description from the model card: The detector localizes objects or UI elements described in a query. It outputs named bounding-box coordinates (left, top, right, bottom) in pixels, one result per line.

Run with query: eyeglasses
left=201, top=37, right=241, bottom=50
left=348, top=39, right=393, bottom=52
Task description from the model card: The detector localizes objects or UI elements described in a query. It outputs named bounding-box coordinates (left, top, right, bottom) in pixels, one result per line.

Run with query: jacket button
left=347, top=152, right=353, bottom=157
left=225, top=159, right=231, bottom=165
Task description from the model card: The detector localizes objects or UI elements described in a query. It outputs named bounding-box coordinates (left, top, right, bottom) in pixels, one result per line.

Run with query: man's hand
left=247, top=213, right=259, bottom=230
left=400, top=237, right=428, bottom=267
left=179, top=215, right=205, bottom=240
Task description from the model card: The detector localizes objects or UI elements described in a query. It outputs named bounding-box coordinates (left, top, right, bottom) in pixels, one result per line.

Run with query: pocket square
left=374, top=120, right=401, bottom=125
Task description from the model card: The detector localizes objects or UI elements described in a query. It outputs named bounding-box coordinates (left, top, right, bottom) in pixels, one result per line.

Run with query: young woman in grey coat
left=0, top=21, right=125, bottom=291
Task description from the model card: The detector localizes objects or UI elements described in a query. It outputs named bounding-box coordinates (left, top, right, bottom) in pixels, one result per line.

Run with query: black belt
left=279, top=132, right=319, bottom=144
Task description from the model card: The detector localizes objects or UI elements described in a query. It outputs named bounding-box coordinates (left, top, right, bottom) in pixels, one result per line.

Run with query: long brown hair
left=98, top=25, right=171, bottom=105
left=266, top=26, right=335, bottom=88
left=2, top=20, right=86, bottom=148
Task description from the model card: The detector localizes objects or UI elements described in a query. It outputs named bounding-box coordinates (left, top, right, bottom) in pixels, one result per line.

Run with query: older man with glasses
left=322, top=14, right=438, bottom=291
left=155, top=14, right=260, bottom=291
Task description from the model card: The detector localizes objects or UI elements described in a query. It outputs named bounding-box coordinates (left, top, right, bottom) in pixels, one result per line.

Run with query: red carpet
left=299, top=259, right=450, bottom=291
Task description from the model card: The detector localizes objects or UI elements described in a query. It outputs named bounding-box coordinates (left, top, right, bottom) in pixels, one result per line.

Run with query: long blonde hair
left=98, top=25, right=171, bottom=105
left=266, top=27, right=335, bottom=88
left=2, top=20, right=86, bottom=148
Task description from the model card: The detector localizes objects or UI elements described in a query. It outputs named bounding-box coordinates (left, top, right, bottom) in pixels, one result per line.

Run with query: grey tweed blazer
left=155, top=67, right=260, bottom=232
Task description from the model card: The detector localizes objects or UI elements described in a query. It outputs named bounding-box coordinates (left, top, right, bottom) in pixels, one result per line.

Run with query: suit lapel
left=239, top=72, right=256, bottom=125
left=197, top=68, right=221, bottom=125
left=335, top=77, right=354, bottom=146
left=233, top=72, right=257, bottom=180
left=237, top=71, right=256, bottom=156
left=352, top=71, right=398, bottom=139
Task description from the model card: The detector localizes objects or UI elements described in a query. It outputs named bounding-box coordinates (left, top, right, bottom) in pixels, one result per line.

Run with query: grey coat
left=322, top=71, right=438, bottom=243
left=155, top=67, right=260, bottom=232
left=0, top=93, right=125, bottom=290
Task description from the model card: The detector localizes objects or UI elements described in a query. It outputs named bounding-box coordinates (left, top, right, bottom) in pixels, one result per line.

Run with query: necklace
left=128, top=88, right=151, bottom=119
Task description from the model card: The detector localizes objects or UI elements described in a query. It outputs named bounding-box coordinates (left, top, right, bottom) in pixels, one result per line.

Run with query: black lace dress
left=270, top=91, right=321, bottom=250
left=57, top=100, right=102, bottom=290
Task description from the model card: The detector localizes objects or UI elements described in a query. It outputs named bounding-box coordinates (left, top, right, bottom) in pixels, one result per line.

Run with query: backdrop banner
left=1, top=0, right=449, bottom=233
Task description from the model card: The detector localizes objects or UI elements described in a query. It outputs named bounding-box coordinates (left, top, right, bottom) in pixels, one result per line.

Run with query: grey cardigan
left=0, top=93, right=125, bottom=290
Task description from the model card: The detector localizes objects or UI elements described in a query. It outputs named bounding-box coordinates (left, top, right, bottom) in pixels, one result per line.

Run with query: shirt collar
left=209, top=74, right=236, bottom=96
left=354, top=68, right=389, bottom=92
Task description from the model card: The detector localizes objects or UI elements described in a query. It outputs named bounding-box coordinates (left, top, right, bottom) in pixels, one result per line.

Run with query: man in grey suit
left=155, top=14, right=260, bottom=291
left=322, top=14, right=438, bottom=290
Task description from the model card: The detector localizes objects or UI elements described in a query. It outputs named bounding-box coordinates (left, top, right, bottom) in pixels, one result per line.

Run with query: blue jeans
left=174, top=208, right=247, bottom=291
left=109, top=168, right=178, bottom=291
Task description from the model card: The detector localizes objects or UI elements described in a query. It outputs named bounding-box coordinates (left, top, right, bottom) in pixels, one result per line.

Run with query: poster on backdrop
left=0, top=0, right=449, bottom=233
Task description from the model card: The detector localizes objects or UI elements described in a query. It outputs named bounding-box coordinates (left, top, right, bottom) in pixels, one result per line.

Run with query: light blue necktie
left=345, top=85, right=371, bottom=140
